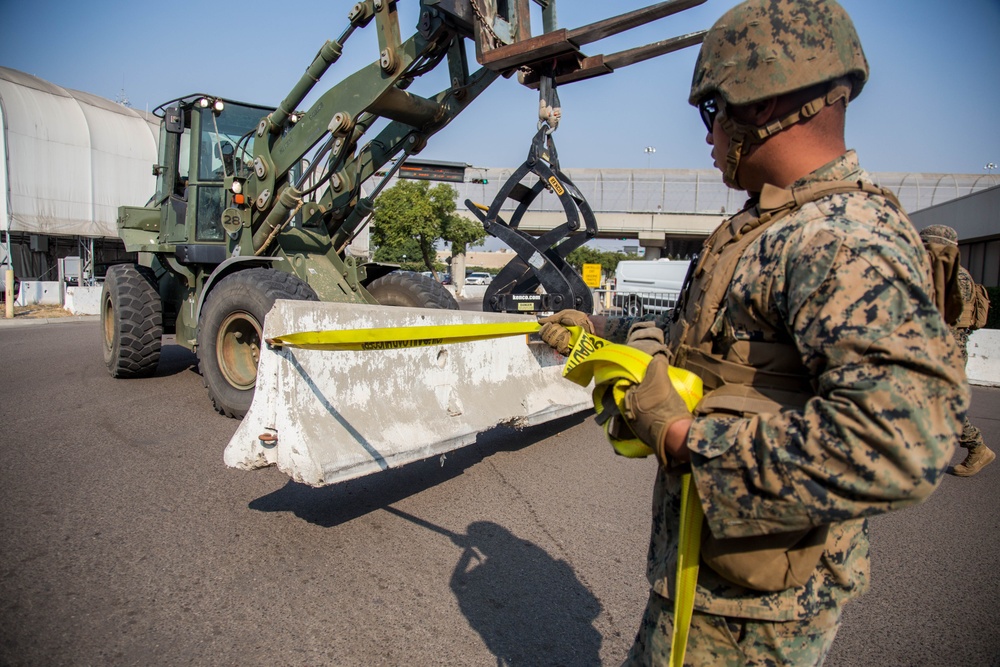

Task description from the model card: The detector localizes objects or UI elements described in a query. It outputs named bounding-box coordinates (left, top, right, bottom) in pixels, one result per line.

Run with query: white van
left=613, top=259, right=690, bottom=315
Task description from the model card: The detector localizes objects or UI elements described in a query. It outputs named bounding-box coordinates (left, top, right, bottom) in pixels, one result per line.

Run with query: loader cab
left=153, top=95, right=274, bottom=262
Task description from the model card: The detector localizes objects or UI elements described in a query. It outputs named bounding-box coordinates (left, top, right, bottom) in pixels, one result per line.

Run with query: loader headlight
left=231, top=180, right=243, bottom=194
left=197, top=97, right=225, bottom=114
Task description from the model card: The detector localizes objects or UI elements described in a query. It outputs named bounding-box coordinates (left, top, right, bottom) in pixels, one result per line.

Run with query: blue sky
left=2, top=0, right=998, bottom=175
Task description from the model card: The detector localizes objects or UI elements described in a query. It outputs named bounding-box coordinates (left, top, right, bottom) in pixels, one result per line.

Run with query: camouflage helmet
left=919, top=225, right=959, bottom=247
left=689, top=0, right=869, bottom=106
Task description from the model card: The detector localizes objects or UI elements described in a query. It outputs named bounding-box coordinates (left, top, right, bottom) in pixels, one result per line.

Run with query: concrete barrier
left=16, top=281, right=62, bottom=306
left=967, top=329, right=999, bottom=387
left=225, top=300, right=591, bottom=487
left=64, top=286, right=102, bottom=315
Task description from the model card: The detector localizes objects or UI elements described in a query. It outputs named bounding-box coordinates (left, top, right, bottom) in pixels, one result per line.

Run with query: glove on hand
left=626, top=321, right=669, bottom=359
left=623, top=355, right=692, bottom=466
left=538, top=310, right=595, bottom=355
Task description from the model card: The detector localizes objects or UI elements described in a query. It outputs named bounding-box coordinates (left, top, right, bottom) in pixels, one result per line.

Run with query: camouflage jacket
left=619, top=151, right=968, bottom=620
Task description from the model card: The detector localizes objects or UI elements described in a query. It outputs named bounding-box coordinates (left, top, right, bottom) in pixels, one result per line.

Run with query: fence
left=591, top=288, right=681, bottom=317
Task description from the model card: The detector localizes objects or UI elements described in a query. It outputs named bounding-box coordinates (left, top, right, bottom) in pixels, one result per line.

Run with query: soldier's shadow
left=385, top=507, right=603, bottom=667
left=247, top=413, right=603, bottom=665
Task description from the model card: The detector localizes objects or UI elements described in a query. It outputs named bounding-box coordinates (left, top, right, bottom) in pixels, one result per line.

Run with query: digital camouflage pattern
left=688, top=0, right=868, bottom=106
left=919, top=224, right=959, bottom=247
left=623, top=590, right=841, bottom=666
left=613, top=151, right=968, bottom=626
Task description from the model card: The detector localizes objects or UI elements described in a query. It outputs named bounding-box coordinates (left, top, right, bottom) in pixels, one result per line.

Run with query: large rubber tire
left=101, top=264, right=163, bottom=378
left=197, top=268, right=318, bottom=419
left=366, top=270, right=459, bottom=310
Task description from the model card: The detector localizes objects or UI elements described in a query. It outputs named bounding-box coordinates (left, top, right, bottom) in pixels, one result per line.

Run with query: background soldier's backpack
left=922, top=241, right=963, bottom=326
left=969, top=283, right=991, bottom=330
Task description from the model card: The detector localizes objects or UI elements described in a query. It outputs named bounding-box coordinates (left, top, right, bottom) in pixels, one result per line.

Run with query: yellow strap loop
left=559, top=327, right=702, bottom=458
left=558, top=327, right=703, bottom=665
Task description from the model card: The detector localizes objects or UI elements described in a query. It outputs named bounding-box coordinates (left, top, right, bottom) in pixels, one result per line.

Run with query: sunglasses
left=698, top=97, right=719, bottom=132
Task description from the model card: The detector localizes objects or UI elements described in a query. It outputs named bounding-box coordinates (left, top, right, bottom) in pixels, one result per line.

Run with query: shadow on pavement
left=153, top=343, right=199, bottom=377
left=385, top=507, right=603, bottom=667
left=247, top=412, right=589, bottom=528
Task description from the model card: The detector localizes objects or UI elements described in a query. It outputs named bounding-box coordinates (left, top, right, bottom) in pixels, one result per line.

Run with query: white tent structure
left=0, top=66, right=158, bottom=284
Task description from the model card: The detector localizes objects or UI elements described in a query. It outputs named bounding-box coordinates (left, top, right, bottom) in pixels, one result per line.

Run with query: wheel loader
left=101, top=0, right=706, bottom=486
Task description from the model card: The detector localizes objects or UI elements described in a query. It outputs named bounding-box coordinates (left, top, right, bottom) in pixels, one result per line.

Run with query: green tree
left=566, top=245, right=629, bottom=277
left=371, top=181, right=484, bottom=278
left=442, top=213, right=486, bottom=257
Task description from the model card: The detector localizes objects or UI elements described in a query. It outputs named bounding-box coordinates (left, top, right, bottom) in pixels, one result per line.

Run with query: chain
left=469, top=0, right=503, bottom=51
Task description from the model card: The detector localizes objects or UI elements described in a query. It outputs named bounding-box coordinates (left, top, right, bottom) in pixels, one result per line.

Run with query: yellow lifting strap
left=559, top=326, right=702, bottom=457
left=557, top=326, right=703, bottom=667
left=271, top=320, right=703, bottom=665
left=267, top=321, right=542, bottom=351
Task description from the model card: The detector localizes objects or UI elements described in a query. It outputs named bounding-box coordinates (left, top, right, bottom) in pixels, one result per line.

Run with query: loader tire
left=367, top=270, right=459, bottom=310
left=102, top=264, right=163, bottom=378
left=198, top=268, right=318, bottom=419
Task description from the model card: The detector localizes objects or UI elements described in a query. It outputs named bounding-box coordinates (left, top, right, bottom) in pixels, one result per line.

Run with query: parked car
left=466, top=272, right=493, bottom=285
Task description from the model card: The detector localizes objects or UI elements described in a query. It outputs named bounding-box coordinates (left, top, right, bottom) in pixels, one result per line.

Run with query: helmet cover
left=689, top=0, right=869, bottom=106
left=919, top=225, right=959, bottom=247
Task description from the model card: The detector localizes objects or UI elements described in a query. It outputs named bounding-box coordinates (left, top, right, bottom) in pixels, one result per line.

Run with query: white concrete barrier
left=15, top=281, right=61, bottom=306
left=64, top=286, right=102, bottom=315
left=967, top=329, right=999, bottom=387
left=225, top=300, right=591, bottom=487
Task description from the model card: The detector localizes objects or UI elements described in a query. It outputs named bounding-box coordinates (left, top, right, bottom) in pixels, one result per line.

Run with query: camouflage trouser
left=622, top=591, right=842, bottom=667
left=953, top=328, right=986, bottom=450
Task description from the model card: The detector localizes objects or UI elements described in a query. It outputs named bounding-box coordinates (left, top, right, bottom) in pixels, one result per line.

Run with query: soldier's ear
left=748, top=98, right=778, bottom=126
left=727, top=98, right=777, bottom=126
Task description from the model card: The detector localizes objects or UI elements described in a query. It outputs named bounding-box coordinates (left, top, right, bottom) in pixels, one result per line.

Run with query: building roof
left=0, top=66, right=159, bottom=238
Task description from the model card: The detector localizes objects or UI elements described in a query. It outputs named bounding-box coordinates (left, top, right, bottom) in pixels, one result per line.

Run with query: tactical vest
left=667, top=178, right=903, bottom=592
left=669, top=179, right=904, bottom=417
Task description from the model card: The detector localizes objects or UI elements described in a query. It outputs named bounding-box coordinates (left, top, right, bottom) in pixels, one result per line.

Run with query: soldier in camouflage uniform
left=919, top=224, right=995, bottom=477
left=539, top=1, right=968, bottom=664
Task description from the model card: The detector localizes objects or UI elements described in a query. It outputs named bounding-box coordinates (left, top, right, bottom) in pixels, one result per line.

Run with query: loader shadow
left=385, top=507, right=603, bottom=667
left=248, top=412, right=589, bottom=528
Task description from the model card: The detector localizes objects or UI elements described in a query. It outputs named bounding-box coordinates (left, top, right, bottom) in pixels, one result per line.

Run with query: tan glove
left=625, top=321, right=669, bottom=358
left=622, top=355, right=692, bottom=466
left=538, top=309, right=595, bottom=355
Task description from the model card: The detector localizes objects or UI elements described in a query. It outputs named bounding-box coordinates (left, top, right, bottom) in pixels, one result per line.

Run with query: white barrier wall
left=15, top=281, right=61, bottom=306
left=967, top=329, right=999, bottom=387
left=64, top=286, right=102, bottom=315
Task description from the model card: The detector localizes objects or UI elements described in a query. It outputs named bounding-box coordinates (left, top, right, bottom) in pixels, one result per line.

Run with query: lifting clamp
left=464, top=75, right=597, bottom=315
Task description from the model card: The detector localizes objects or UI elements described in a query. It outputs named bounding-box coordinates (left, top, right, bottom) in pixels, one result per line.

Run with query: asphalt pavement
left=1, top=318, right=998, bottom=666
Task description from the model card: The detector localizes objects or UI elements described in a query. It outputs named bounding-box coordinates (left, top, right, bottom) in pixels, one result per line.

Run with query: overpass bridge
left=448, top=166, right=999, bottom=258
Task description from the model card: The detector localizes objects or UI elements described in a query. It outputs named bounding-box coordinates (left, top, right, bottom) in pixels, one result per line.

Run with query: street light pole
left=644, top=146, right=656, bottom=168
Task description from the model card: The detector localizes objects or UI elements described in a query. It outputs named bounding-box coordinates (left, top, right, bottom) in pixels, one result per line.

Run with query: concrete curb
left=0, top=315, right=99, bottom=328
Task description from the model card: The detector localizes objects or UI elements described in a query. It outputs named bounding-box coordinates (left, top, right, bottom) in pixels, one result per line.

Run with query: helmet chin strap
left=717, top=79, right=853, bottom=191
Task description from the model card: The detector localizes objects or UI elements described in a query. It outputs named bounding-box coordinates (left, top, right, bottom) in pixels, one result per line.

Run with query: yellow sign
left=547, top=176, right=565, bottom=196
left=581, top=263, right=602, bottom=288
